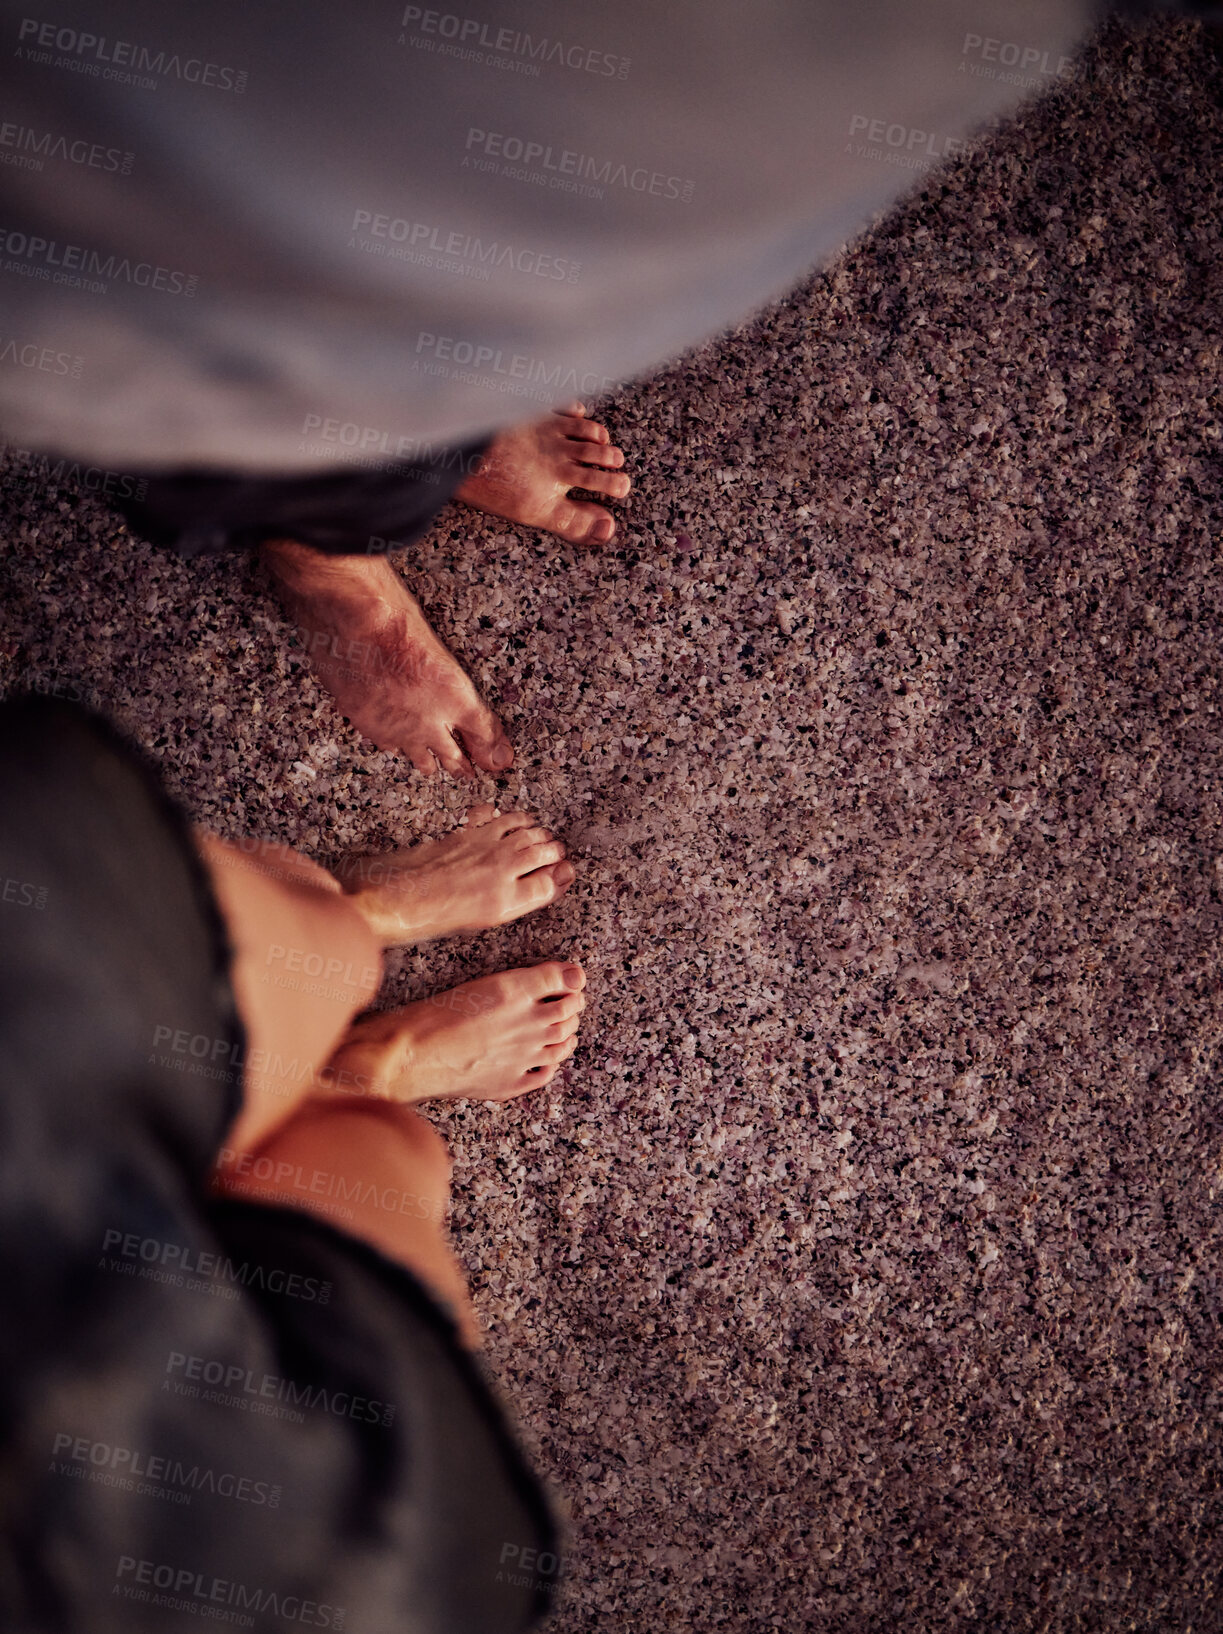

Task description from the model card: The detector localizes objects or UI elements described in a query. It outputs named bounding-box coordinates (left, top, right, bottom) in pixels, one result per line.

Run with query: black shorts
left=117, top=436, right=491, bottom=558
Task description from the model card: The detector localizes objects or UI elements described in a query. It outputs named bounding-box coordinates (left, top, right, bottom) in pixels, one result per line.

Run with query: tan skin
left=204, top=406, right=622, bottom=1335
left=199, top=803, right=585, bottom=1351
left=261, top=403, right=631, bottom=777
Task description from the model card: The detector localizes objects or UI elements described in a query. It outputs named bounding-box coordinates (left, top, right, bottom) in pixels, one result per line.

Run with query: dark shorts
left=0, top=695, right=558, bottom=1634
left=118, top=437, right=491, bottom=558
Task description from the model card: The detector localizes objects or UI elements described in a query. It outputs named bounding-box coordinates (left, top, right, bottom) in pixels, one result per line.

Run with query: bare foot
left=323, top=960, right=586, bottom=1104
left=262, top=539, right=513, bottom=778
left=455, top=402, right=631, bottom=545
left=335, top=803, right=576, bottom=945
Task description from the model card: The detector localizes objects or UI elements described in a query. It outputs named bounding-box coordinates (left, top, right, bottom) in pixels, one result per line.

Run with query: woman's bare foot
left=324, top=960, right=586, bottom=1104
left=455, top=403, right=631, bottom=545
left=335, top=803, right=576, bottom=945
left=261, top=538, right=513, bottom=778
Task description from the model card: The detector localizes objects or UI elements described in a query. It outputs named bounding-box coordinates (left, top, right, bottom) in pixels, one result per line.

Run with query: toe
left=568, top=438, right=624, bottom=469
left=534, top=1034, right=580, bottom=1066
left=510, top=1062, right=561, bottom=1094
left=517, top=839, right=566, bottom=874
left=562, top=416, right=610, bottom=445
left=544, top=1010, right=582, bottom=1043
left=550, top=499, right=616, bottom=546
left=463, top=803, right=498, bottom=826
left=539, top=989, right=585, bottom=1023
left=433, top=735, right=475, bottom=780
left=524, top=959, right=584, bottom=998
left=452, top=700, right=514, bottom=774
left=519, top=860, right=572, bottom=912
left=554, top=400, right=587, bottom=419
left=495, top=811, right=536, bottom=838
left=512, top=824, right=554, bottom=850
left=564, top=462, right=632, bottom=500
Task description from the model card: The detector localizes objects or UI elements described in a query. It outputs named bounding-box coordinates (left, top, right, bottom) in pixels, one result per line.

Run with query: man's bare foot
left=335, top=803, right=576, bottom=945
left=262, top=539, right=513, bottom=778
left=455, top=402, right=631, bottom=546
left=323, top=960, right=586, bottom=1104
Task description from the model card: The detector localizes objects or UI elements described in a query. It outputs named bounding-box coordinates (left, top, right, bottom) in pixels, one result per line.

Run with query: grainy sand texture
left=2, top=16, right=1221, bottom=1632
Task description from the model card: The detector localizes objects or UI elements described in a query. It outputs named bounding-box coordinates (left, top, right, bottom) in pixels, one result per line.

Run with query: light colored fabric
left=0, top=0, right=1094, bottom=471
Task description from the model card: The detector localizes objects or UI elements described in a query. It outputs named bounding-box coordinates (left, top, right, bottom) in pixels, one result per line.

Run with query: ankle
left=318, top=1035, right=402, bottom=1101
left=343, top=886, right=433, bottom=949
left=331, top=855, right=439, bottom=948
left=321, top=1009, right=431, bottom=1101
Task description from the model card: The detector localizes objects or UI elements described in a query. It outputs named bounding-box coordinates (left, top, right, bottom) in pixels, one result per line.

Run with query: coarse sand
left=1, top=16, right=1221, bottom=1631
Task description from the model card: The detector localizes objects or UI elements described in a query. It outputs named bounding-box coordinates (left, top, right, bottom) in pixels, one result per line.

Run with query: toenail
left=491, top=743, right=513, bottom=769
left=562, top=962, right=583, bottom=988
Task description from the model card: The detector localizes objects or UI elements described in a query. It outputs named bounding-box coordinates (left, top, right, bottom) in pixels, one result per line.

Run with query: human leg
left=119, top=407, right=628, bottom=774
left=197, top=830, right=384, bottom=1152
left=214, top=1096, right=482, bottom=1349
left=195, top=820, right=584, bottom=1346
left=259, top=540, right=514, bottom=777
left=196, top=802, right=576, bottom=1149
left=261, top=404, right=631, bottom=772
left=320, top=959, right=586, bottom=1107
left=210, top=960, right=588, bottom=1351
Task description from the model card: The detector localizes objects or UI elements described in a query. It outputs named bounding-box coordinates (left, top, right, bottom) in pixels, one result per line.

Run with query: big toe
left=453, top=700, right=514, bottom=773
left=530, top=959, right=584, bottom=997
left=493, top=960, right=583, bottom=1006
